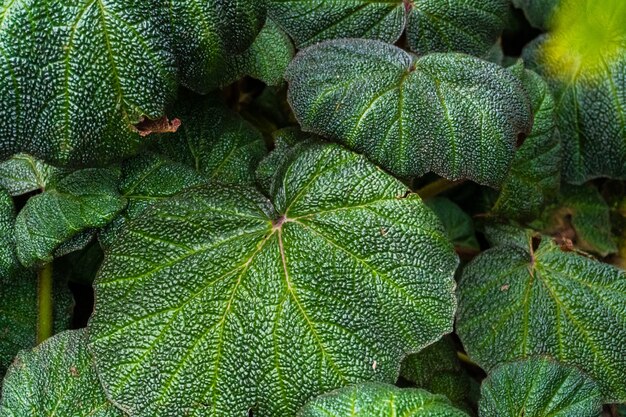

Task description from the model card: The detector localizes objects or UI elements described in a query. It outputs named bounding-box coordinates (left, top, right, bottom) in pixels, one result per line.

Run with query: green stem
left=37, top=262, right=54, bottom=344
left=417, top=178, right=466, bottom=200
left=456, top=351, right=480, bottom=368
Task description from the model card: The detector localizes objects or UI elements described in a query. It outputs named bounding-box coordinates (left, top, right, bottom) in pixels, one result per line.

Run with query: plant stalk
left=417, top=178, right=466, bottom=200
left=37, top=262, right=54, bottom=344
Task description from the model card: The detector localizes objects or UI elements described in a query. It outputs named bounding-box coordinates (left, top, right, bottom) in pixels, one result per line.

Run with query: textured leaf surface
left=88, top=142, right=458, bottom=416
left=286, top=39, right=532, bottom=186
left=405, top=0, right=508, bottom=57
left=168, top=0, right=265, bottom=93
left=426, top=198, right=479, bottom=251
left=0, top=154, right=63, bottom=196
left=15, top=168, right=126, bottom=267
left=0, top=188, right=18, bottom=278
left=492, top=68, right=561, bottom=220
left=480, top=358, right=602, bottom=417
left=524, top=0, right=626, bottom=183
left=298, top=382, right=470, bottom=416
left=511, top=0, right=559, bottom=30
left=457, top=233, right=626, bottom=401
left=0, top=0, right=177, bottom=166
left=0, top=329, right=123, bottom=417
left=0, top=270, right=72, bottom=377
left=154, top=94, right=267, bottom=185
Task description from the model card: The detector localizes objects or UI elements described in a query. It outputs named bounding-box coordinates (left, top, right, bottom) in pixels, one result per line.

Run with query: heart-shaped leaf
left=479, top=358, right=603, bottom=417
left=0, top=329, right=123, bottom=417
left=457, top=231, right=626, bottom=402
left=88, top=142, right=458, bottom=416
left=0, top=0, right=178, bottom=166
left=298, top=382, right=470, bottom=417
left=286, top=39, right=532, bottom=187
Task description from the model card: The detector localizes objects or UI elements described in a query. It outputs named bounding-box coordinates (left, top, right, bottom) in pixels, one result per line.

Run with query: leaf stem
left=417, top=178, right=465, bottom=200
left=456, top=351, right=480, bottom=368
left=37, top=262, right=54, bottom=344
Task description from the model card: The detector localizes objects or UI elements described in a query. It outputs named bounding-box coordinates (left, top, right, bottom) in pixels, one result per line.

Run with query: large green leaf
left=298, top=382, right=470, bottom=417
left=0, top=188, right=18, bottom=278
left=154, top=94, right=267, bottom=185
left=0, top=329, right=123, bottom=417
left=268, top=0, right=507, bottom=58
left=0, top=0, right=178, bottom=166
left=168, top=0, right=266, bottom=93
left=15, top=168, right=126, bottom=267
left=0, top=154, right=64, bottom=196
left=479, top=358, right=602, bottom=417
left=88, top=142, right=458, bottom=416
left=457, top=232, right=626, bottom=401
left=286, top=39, right=532, bottom=187
left=0, top=270, right=72, bottom=377
left=492, top=67, right=561, bottom=220
left=524, top=0, right=626, bottom=183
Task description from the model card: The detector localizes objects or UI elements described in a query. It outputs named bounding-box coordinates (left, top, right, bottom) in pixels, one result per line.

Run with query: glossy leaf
left=457, top=232, right=626, bottom=402
left=168, top=0, right=266, bottom=93
left=88, top=142, right=458, bottom=416
left=269, top=0, right=507, bottom=58
left=286, top=39, right=533, bottom=186
left=154, top=94, right=267, bottom=185
left=298, top=382, right=470, bottom=417
left=480, top=358, right=603, bottom=417
left=492, top=68, right=561, bottom=220
left=15, top=168, right=126, bottom=267
left=0, top=329, right=123, bottom=417
left=0, top=270, right=72, bottom=377
left=0, top=0, right=177, bottom=166
left=0, top=154, right=63, bottom=196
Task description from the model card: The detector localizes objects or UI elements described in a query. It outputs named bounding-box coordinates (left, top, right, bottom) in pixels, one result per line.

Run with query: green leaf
left=426, top=198, right=479, bottom=251
left=298, top=382, right=470, bottom=417
left=541, top=185, right=617, bottom=257
left=457, top=232, right=626, bottom=401
left=405, top=0, right=508, bottom=57
left=219, top=19, right=295, bottom=87
left=523, top=0, right=626, bottom=183
left=492, top=68, right=561, bottom=220
left=15, top=168, right=126, bottom=267
left=511, top=0, right=559, bottom=30
left=58, top=239, right=104, bottom=285
left=88, top=142, right=458, bottom=416
left=479, top=358, right=603, bottom=417
left=0, top=0, right=178, bottom=166
left=154, top=94, right=267, bottom=185
left=0, top=188, right=19, bottom=278
left=286, top=39, right=533, bottom=187
left=268, top=0, right=507, bottom=57
left=168, top=0, right=266, bottom=93
left=0, top=329, right=124, bottom=417
left=0, top=154, right=64, bottom=196
left=0, top=270, right=72, bottom=377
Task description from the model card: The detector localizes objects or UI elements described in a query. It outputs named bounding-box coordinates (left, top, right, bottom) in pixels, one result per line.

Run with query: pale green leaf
left=0, top=0, right=178, bottom=166
left=298, top=382, right=470, bottom=417
left=480, top=358, right=602, bottom=417
left=457, top=232, right=626, bottom=401
left=88, top=142, right=458, bottom=416
left=286, top=39, right=533, bottom=187
left=0, top=329, right=124, bottom=417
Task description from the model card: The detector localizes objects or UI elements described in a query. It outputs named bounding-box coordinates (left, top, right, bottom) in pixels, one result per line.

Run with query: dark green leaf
left=0, top=188, right=19, bottom=278
left=0, top=329, right=124, bottom=417
left=426, top=198, right=479, bottom=251
left=0, top=0, right=177, bottom=166
left=15, top=169, right=126, bottom=267
left=298, top=382, right=470, bottom=416
left=88, top=142, right=458, bottom=416
left=286, top=39, right=532, bottom=186
left=479, top=358, right=602, bottom=417
left=457, top=232, right=626, bottom=401
left=0, top=154, right=63, bottom=196
left=511, top=0, right=559, bottom=30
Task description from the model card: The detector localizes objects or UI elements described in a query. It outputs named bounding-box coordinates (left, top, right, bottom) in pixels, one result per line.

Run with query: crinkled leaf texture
left=298, top=382, right=470, bottom=417
left=88, top=142, right=458, bottom=417
left=492, top=67, right=561, bottom=220
left=0, top=329, right=123, bottom=417
left=269, top=0, right=507, bottom=58
left=0, top=187, right=19, bottom=278
left=0, top=154, right=64, bottom=196
left=479, top=358, right=603, bottom=417
left=286, top=39, right=532, bottom=187
left=0, top=0, right=177, bottom=166
left=15, top=168, right=126, bottom=267
left=457, top=232, right=626, bottom=402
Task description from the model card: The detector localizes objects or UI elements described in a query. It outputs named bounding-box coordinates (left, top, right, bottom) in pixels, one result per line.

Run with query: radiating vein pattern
left=89, top=142, right=458, bottom=416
